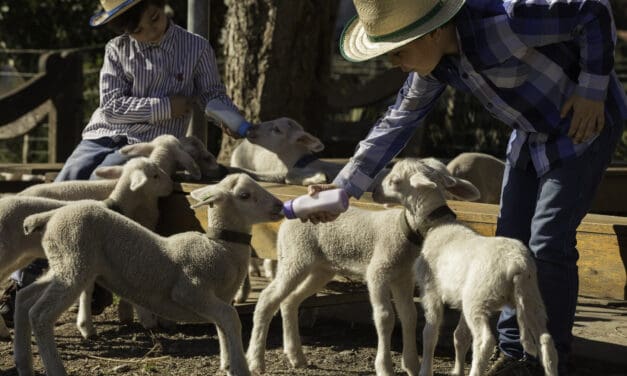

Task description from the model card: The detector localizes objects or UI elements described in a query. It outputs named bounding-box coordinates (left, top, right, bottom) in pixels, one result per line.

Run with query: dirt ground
left=0, top=301, right=625, bottom=376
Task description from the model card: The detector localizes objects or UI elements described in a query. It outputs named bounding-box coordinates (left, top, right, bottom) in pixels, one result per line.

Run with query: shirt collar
left=135, top=20, right=177, bottom=52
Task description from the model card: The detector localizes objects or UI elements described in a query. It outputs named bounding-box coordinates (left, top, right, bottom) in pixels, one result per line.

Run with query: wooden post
left=42, top=51, right=83, bottom=162
left=186, top=0, right=214, bottom=148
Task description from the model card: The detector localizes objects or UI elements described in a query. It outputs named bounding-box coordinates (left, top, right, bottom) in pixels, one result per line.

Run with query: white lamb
left=230, top=117, right=330, bottom=185
left=374, top=159, right=557, bottom=376
left=15, top=174, right=283, bottom=376
left=0, top=157, right=173, bottom=340
left=446, top=152, right=505, bottom=204
left=246, top=159, right=479, bottom=376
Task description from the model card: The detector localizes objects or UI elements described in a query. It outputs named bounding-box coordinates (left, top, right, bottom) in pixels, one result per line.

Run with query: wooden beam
left=156, top=181, right=627, bottom=300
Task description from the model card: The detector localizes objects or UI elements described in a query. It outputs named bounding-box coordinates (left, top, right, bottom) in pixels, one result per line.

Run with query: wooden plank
left=159, top=181, right=627, bottom=300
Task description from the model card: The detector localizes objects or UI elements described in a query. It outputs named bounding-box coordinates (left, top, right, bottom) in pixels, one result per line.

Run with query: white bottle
left=282, top=188, right=349, bottom=220
left=205, top=98, right=252, bottom=137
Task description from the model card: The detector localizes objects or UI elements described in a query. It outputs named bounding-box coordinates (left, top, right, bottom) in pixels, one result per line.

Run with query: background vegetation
left=0, top=0, right=625, bottom=163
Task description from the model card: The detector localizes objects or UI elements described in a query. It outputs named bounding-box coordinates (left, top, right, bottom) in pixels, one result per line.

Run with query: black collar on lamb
left=293, top=154, right=319, bottom=168
left=400, top=205, right=457, bottom=246
left=205, top=228, right=252, bottom=245
left=103, top=198, right=124, bottom=214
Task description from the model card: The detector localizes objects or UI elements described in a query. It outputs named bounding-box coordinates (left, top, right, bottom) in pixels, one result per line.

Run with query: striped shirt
left=333, top=0, right=627, bottom=199
left=82, top=22, right=238, bottom=143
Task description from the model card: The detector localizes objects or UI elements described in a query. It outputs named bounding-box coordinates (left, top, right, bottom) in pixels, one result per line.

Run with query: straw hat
left=90, top=0, right=144, bottom=27
left=340, top=0, right=465, bottom=62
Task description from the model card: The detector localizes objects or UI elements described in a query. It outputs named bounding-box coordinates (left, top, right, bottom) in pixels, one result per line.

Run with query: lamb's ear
left=174, top=149, right=202, bottom=180
left=129, top=170, right=149, bottom=191
left=444, top=176, right=481, bottom=201
left=189, top=185, right=225, bottom=209
left=94, top=165, right=124, bottom=179
left=120, top=143, right=154, bottom=157
left=291, top=131, right=324, bottom=153
left=409, top=173, right=437, bottom=190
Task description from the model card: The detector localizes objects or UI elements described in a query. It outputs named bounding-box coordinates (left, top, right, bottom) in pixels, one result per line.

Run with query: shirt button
left=462, top=72, right=469, bottom=79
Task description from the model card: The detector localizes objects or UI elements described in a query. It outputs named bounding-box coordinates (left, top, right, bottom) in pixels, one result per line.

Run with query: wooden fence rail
left=0, top=51, right=83, bottom=163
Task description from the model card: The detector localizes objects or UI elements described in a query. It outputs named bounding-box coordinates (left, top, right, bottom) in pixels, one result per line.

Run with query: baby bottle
left=282, top=188, right=349, bottom=220
left=205, top=99, right=252, bottom=137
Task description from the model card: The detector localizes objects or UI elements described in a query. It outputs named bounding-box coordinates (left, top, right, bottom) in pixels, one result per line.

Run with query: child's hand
left=170, top=95, right=193, bottom=118
left=300, top=184, right=341, bottom=224
left=561, top=94, right=605, bottom=144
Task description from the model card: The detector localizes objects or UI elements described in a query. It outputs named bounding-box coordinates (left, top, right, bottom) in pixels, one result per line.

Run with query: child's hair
left=108, top=0, right=166, bottom=34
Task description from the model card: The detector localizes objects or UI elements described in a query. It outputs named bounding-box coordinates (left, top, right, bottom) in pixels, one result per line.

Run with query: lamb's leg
left=172, top=286, right=249, bottom=376
left=280, top=269, right=334, bottom=368
left=247, top=265, right=310, bottom=373
left=76, top=282, right=97, bottom=339
left=418, top=291, right=444, bottom=376
left=14, top=276, right=52, bottom=376
left=390, top=275, right=419, bottom=376
left=366, top=267, right=395, bottom=376
left=30, top=279, right=83, bottom=376
left=463, top=307, right=494, bottom=376
left=451, top=316, right=471, bottom=376
left=0, top=255, right=40, bottom=340
left=117, top=299, right=134, bottom=325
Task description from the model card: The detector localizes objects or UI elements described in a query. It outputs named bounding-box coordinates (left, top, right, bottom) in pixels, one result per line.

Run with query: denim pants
left=10, top=136, right=130, bottom=286
left=495, top=113, right=624, bottom=375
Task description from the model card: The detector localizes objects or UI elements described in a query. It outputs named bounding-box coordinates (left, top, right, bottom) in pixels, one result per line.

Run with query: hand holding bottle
left=284, top=184, right=347, bottom=224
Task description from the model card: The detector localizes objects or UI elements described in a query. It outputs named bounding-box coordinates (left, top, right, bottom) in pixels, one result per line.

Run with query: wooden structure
left=157, top=180, right=627, bottom=301
left=0, top=51, right=83, bottom=163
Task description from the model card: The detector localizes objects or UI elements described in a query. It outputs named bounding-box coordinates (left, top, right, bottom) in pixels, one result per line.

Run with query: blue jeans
left=495, top=114, right=624, bottom=375
left=11, top=137, right=130, bottom=286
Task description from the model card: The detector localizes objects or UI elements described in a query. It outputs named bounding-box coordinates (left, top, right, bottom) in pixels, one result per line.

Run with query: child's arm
left=98, top=43, right=175, bottom=124
left=193, top=43, right=242, bottom=119
left=505, top=0, right=616, bottom=142
left=332, top=73, right=446, bottom=199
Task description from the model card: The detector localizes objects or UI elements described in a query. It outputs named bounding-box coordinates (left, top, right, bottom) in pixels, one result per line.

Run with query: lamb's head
left=119, top=135, right=201, bottom=180
left=95, top=157, right=173, bottom=198
left=189, top=174, right=284, bottom=225
left=372, top=158, right=479, bottom=208
left=179, top=136, right=221, bottom=177
left=246, top=117, right=324, bottom=154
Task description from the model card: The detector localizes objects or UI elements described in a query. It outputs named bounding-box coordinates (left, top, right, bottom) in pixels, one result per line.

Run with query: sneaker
left=485, top=352, right=544, bottom=376
left=91, top=283, right=113, bottom=316
left=0, top=281, right=18, bottom=327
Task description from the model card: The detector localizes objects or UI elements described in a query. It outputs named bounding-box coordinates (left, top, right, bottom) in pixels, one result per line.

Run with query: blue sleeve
left=332, top=72, right=446, bottom=198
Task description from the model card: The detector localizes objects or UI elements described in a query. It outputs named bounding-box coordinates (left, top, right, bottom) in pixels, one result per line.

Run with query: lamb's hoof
left=247, top=358, right=265, bottom=374
left=286, top=352, right=307, bottom=368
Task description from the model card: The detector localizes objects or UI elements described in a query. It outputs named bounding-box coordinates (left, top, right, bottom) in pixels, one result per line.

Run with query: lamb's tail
left=23, top=209, right=58, bottom=235
left=513, top=267, right=558, bottom=376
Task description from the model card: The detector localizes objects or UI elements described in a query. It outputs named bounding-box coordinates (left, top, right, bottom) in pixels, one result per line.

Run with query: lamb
left=230, top=117, right=330, bottom=185
left=246, top=159, right=479, bottom=376
left=446, top=152, right=505, bottom=204
left=15, top=174, right=284, bottom=376
left=0, top=157, right=173, bottom=340
left=373, top=159, right=557, bottom=376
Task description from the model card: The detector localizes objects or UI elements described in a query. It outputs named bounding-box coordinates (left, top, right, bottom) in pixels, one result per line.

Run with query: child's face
left=129, top=4, right=168, bottom=43
left=387, top=33, right=443, bottom=76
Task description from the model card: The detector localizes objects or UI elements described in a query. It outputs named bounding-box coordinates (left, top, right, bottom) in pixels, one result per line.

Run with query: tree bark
left=219, top=0, right=336, bottom=163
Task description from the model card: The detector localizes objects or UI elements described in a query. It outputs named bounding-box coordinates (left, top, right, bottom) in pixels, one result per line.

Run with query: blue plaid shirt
left=333, top=0, right=627, bottom=198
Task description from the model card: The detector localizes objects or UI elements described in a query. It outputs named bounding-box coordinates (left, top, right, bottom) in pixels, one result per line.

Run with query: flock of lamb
left=0, top=117, right=557, bottom=376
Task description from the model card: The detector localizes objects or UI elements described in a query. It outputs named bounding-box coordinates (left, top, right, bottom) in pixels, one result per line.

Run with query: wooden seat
left=157, top=181, right=627, bottom=301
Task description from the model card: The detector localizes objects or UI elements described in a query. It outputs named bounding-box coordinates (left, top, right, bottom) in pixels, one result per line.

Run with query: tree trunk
left=219, top=0, right=337, bottom=163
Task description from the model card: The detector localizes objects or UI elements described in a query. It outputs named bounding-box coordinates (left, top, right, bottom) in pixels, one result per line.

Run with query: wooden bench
left=157, top=181, right=627, bottom=301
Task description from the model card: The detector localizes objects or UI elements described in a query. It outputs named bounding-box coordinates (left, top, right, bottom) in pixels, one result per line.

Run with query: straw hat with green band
left=340, top=0, right=466, bottom=62
left=90, top=0, right=143, bottom=27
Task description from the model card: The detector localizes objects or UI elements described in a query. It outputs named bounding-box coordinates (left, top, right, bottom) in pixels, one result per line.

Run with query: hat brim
left=340, top=0, right=466, bottom=62
left=89, top=0, right=143, bottom=27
